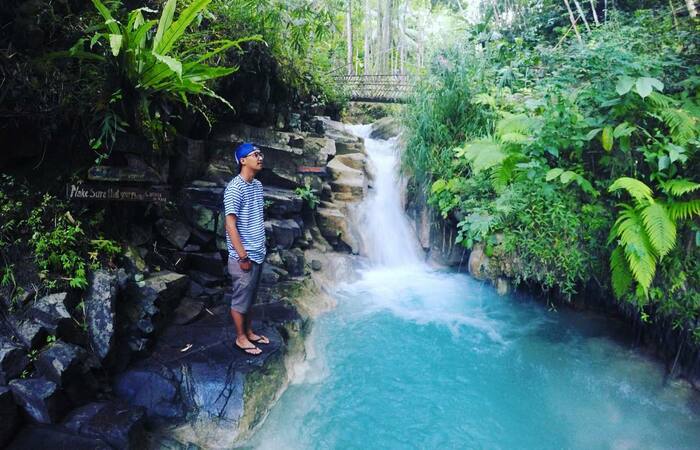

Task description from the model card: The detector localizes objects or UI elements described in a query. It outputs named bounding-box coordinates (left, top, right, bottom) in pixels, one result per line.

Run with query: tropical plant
left=71, top=0, right=259, bottom=154
left=608, top=177, right=700, bottom=300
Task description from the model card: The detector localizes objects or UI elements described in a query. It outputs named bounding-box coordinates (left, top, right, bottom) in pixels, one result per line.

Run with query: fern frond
left=661, top=179, right=700, bottom=197
left=608, top=177, right=654, bottom=204
left=614, top=206, right=657, bottom=291
left=610, top=246, right=633, bottom=298
left=647, top=91, right=675, bottom=109
left=660, top=108, right=697, bottom=145
left=640, top=201, right=676, bottom=258
left=666, top=199, right=700, bottom=221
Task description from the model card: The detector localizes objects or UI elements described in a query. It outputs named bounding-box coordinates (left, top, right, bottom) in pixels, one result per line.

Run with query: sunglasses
left=246, top=151, right=264, bottom=160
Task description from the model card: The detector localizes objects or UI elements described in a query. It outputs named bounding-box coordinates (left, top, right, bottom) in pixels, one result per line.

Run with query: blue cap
left=234, top=142, right=258, bottom=165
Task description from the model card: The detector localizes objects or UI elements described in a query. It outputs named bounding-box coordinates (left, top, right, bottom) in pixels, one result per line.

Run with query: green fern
left=608, top=177, right=653, bottom=203
left=661, top=179, right=700, bottom=197
left=660, top=108, right=697, bottom=145
left=640, top=201, right=676, bottom=258
left=610, top=246, right=633, bottom=298
left=666, top=199, right=700, bottom=221
left=610, top=205, right=658, bottom=293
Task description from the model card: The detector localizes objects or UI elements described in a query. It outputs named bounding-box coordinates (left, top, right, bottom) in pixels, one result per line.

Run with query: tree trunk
left=687, top=0, right=698, bottom=17
left=563, top=0, right=583, bottom=43
left=363, top=0, right=371, bottom=75
left=346, top=0, right=354, bottom=75
left=588, top=0, right=600, bottom=25
left=572, top=0, right=592, bottom=32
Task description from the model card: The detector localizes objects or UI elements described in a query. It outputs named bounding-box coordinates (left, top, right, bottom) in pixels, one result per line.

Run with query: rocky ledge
left=0, top=117, right=372, bottom=449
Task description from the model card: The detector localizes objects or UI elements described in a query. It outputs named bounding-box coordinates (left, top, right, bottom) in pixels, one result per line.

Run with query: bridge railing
left=332, top=74, right=414, bottom=103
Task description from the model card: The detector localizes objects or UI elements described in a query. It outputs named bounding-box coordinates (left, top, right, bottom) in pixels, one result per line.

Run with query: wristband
left=240, top=255, right=250, bottom=262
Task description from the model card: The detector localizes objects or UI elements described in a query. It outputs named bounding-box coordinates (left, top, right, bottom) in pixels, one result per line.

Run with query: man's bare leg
left=245, top=315, right=270, bottom=344
left=230, top=308, right=261, bottom=354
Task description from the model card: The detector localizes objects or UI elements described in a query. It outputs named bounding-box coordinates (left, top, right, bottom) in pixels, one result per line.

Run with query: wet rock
left=9, top=377, right=68, bottom=424
left=11, top=318, right=48, bottom=350
left=156, top=219, right=191, bottom=250
left=36, top=341, right=96, bottom=405
left=263, top=187, right=303, bottom=217
left=266, top=251, right=285, bottom=269
left=26, top=293, right=77, bottom=341
left=468, top=243, right=489, bottom=281
left=250, top=301, right=301, bottom=325
left=496, top=277, right=511, bottom=296
left=370, top=117, right=402, bottom=139
left=63, top=401, right=147, bottom=449
left=0, top=337, right=28, bottom=384
left=113, top=363, right=185, bottom=421
left=311, top=259, right=322, bottom=271
left=187, top=252, right=225, bottom=278
left=281, top=248, right=305, bottom=277
left=172, top=301, right=204, bottom=325
left=7, top=424, right=111, bottom=450
left=128, top=225, right=152, bottom=247
left=114, top=307, right=284, bottom=448
left=334, top=153, right=365, bottom=171
left=187, top=281, right=205, bottom=298
left=0, top=387, right=20, bottom=447
left=122, top=246, right=148, bottom=275
left=123, top=271, right=189, bottom=348
left=316, top=205, right=359, bottom=253
left=267, top=219, right=302, bottom=249
left=327, top=157, right=367, bottom=202
left=186, top=270, right=220, bottom=288
left=85, top=270, right=117, bottom=361
left=260, top=265, right=288, bottom=285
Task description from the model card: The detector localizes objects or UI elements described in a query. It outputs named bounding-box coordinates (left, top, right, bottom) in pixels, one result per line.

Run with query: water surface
left=247, top=126, right=700, bottom=449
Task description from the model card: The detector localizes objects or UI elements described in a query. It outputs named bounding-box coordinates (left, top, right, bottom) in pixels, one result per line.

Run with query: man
left=224, top=142, right=269, bottom=355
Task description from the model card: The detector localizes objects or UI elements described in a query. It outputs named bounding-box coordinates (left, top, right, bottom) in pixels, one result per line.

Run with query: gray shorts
left=227, top=258, right=263, bottom=314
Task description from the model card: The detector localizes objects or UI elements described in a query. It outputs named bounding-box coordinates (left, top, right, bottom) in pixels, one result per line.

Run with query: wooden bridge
left=334, top=74, right=414, bottom=103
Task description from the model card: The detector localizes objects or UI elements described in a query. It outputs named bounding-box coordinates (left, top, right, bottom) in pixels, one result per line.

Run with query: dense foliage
left=403, top=9, right=700, bottom=338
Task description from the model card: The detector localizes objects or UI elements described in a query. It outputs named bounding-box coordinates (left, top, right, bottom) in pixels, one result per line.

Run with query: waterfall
left=345, top=124, right=422, bottom=267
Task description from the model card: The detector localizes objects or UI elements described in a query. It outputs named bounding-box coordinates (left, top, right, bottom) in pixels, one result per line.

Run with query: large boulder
left=9, top=377, right=69, bottom=424
left=267, top=219, right=302, bottom=249
left=63, top=401, right=147, bottom=449
left=155, top=219, right=191, bottom=250
left=316, top=205, right=360, bottom=253
left=369, top=117, right=402, bottom=140
left=122, top=271, right=189, bottom=353
left=280, top=248, right=305, bottom=277
left=84, top=270, right=118, bottom=361
left=263, top=187, right=303, bottom=218
left=25, top=293, right=79, bottom=342
left=327, top=157, right=367, bottom=202
left=35, top=341, right=96, bottom=405
left=10, top=318, right=48, bottom=350
left=114, top=304, right=286, bottom=448
left=0, top=337, right=28, bottom=384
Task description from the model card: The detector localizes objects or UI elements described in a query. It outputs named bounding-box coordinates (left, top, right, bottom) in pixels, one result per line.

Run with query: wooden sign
left=66, top=182, right=168, bottom=203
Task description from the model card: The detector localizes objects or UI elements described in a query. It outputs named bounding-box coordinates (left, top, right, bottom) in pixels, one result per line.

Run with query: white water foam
left=345, top=124, right=422, bottom=267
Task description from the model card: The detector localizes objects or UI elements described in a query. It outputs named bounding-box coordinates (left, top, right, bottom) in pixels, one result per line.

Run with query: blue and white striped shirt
left=223, top=175, right=266, bottom=263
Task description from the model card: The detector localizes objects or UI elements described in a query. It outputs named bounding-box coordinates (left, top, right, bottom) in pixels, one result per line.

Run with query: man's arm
left=225, top=214, right=252, bottom=271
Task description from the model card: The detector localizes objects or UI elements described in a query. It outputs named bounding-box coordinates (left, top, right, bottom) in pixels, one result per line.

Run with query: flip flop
left=235, top=341, right=261, bottom=355
left=249, top=335, right=270, bottom=345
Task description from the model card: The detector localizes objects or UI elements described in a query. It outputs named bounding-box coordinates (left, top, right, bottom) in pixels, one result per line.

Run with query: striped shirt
left=223, top=175, right=266, bottom=263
